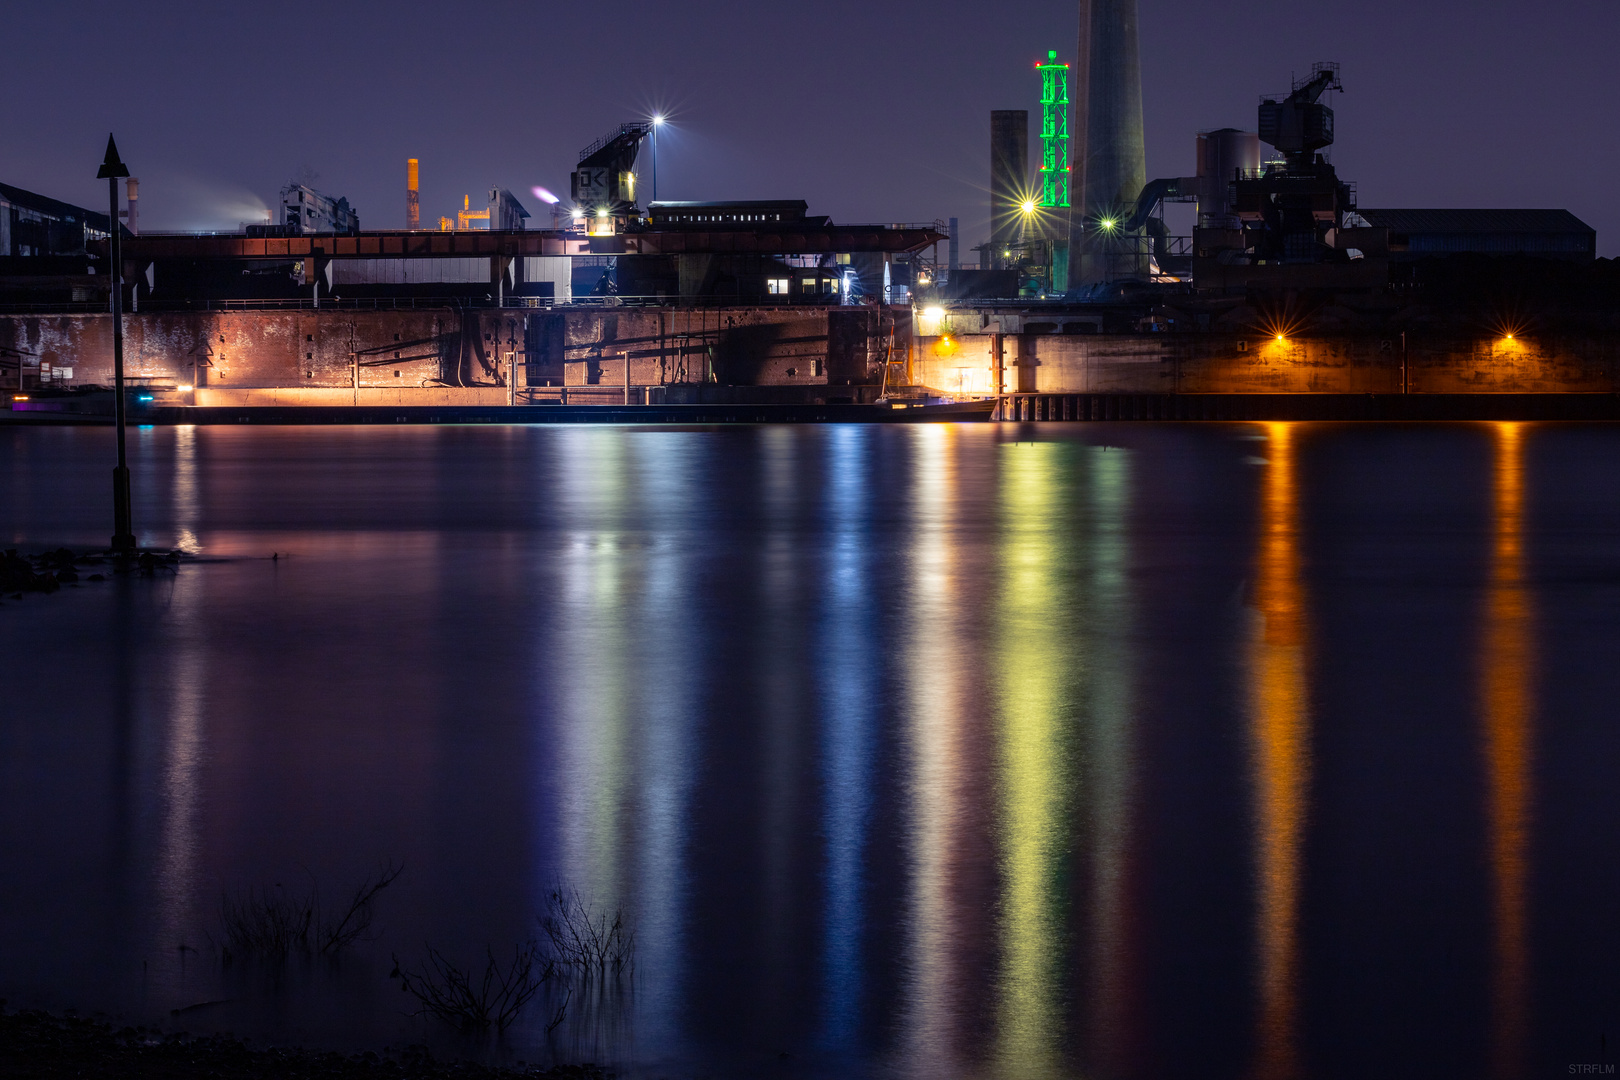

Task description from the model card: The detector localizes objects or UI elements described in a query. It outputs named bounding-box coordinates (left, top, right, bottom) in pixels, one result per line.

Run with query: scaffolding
left=1037, top=50, right=1071, bottom=210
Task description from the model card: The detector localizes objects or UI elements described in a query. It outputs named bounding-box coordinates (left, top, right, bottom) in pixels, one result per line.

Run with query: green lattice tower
left=1038, top=50, right=1070, bottom=208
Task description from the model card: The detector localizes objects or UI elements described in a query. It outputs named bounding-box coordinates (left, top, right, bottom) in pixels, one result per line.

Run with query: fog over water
left=3, top=422, right=1620, bottom=1078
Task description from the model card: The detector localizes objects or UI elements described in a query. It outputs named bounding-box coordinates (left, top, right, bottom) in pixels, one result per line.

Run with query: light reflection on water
left=820, top=425, right=877, bottom=1053
left=993, top=441, right=1073, bottom=1079
left=897, top=424, right=962, bottom=1078
left=1484, top=422, right=1532, bottom=1080
left=1248, top=422, right=1309, bottom=1080
left=0, top=422, right=1615, bottom=1078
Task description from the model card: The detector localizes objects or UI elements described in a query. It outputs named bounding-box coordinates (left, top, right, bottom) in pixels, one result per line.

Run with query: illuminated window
left=767, top=278, right=790, bottom=294
left=801, top=277, right=815, bottom=290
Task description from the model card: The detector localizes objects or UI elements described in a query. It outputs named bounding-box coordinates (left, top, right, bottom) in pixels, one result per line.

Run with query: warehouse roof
left=1358, top=208, right=1593, bottom=235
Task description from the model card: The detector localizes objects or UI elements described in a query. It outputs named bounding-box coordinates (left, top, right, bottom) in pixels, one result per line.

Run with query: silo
left=1070, top=0, right=1147, bottom=284
left=1195, top=129, right=1261, bottom=227
left=990, top=110, right=1029, bottom=251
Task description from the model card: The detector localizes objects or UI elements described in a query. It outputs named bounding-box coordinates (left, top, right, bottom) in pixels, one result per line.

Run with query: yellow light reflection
left=1249, top=422, right=1310, bottom=1080
left=994, top=442, right=1066, bottom=1079
left=1483, top=422, right=1533, bottom=1080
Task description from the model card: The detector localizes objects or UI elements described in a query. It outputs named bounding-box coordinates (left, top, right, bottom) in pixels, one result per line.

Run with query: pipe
left=1121, top=176, right=1193, bottom=234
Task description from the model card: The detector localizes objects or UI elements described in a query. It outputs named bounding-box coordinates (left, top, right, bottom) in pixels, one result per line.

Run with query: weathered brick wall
left=912, top=332, right=1620, bottom=394
left=0, top=305, right=880, bottom=392
left=9, top=307, right=1618, bottom=397
left=2, top=310, right=468, bottom=390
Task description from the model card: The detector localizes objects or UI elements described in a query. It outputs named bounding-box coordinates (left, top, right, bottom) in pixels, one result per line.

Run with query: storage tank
left=1195, top=129, right=1261, bottom=228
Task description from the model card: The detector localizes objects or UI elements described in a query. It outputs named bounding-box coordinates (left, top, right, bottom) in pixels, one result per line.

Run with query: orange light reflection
left=1249, top=422, right=1310, bottom=1080
left=1483, top=422, right=1533, bottom=1080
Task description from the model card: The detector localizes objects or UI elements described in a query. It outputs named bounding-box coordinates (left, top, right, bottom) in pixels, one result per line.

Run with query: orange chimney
left=406, top=158, right=420, bottom=231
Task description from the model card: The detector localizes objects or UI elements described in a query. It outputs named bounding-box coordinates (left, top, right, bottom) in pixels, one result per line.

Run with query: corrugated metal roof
left=1359, top=208, right=1594, bottom=235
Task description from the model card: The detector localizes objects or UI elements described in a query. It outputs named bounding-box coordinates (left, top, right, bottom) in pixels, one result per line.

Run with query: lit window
left=767, top=278, right=790, bottom=294
left=801, top=277, right=815, bottom=289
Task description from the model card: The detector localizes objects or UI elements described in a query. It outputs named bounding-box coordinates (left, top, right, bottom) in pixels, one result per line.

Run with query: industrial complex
left=3, top=0, right=1615, bottom=421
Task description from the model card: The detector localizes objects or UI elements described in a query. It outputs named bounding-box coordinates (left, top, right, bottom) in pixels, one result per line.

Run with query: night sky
left=5, top=0, right=1615, bottom=255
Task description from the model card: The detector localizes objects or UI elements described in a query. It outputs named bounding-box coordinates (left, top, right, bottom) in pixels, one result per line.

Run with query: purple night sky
left=4, top=0, right=1615, bottom=255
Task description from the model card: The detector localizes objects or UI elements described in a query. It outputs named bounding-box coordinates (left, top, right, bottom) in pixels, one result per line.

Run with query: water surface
left=3, top=421, right=1619, bottom=1078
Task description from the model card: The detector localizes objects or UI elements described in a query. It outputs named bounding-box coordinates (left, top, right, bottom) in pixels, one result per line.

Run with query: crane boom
left=1259, top=62, right=1343, bottom=166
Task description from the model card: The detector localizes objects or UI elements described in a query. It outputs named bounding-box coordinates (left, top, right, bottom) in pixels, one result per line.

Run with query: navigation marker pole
left=99, top=134, right=136, bottom=553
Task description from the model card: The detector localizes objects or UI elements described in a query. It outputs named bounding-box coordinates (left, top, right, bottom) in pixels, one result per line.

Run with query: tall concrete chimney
left=1071, top=0, right=1147, bottom=285
left=406, top=158, right=420, bottom=231
left=990, top=110, right=1029, bottom=254
left=123, top=177, right=139, bottom=236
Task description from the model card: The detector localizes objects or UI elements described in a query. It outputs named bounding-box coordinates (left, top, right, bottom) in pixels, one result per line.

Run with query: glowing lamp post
left=651, top=115, right=664, bottom=204
left=98, top=134, right=136, bottom=553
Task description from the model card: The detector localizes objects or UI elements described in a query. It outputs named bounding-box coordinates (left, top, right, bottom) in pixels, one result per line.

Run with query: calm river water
left=2, top=421, right=1619, bottom=1078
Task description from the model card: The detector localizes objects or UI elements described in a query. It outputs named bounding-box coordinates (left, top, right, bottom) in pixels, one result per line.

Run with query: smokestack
left=1071, top=0, right=1147, bottom=284
left=122, top=177, right=139, bottom=236
left=990, top=110, right=1029, bottom=254
left=406, top=158, right=420, bottom=232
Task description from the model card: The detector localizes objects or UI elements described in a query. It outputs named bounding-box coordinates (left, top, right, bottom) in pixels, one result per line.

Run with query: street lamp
left=97, top=134, right=135, bottom=553
left=650, top=115, right=664, bottom=204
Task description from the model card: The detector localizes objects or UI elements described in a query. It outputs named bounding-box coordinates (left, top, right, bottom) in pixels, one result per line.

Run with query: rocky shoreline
left=0, top=547, right=182, bottom=599
left=0, top=1007, right=610, bottom=1080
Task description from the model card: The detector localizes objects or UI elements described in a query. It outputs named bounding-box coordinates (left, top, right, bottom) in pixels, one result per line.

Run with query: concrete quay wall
left=0, top=306, right=888, bottom=393
left=7, top=306, right=1620, bottom=400
left=912, top=331, right=1620, bottom=395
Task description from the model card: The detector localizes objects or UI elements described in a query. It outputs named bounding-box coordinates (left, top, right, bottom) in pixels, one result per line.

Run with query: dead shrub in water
left=389, top=944, right=551, bottom=1031
left=538, top=886, right=635, bottom=978
left=218, top=861, right=402, bottom=962
left=218, top=887, right=313, bottom=961
left=316, top=862, right=404, bottom=954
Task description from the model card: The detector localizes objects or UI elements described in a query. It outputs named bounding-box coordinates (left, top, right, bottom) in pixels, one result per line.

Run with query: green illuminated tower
left=1038, top=50, right=1070, bottom=208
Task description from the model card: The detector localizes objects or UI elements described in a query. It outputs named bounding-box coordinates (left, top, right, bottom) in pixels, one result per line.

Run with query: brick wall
left=0, top=305, right=883, bottom=392
left=911, top=331, right=1620, bottom=395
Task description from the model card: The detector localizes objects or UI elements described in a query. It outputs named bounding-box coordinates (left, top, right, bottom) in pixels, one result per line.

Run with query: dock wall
left=911, top=331, right=1620, bottom=395
left=0, top=306, right=886, bottom=394
left=7, top=307, right=1620, bottom=398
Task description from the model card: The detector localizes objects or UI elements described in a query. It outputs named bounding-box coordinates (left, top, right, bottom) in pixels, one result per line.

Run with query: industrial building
left=90, top=121, right=944, bottom=311
left=0, top=182, right=117, bottom=258
left=1357, top=209, right=1596, bottom=262
left=275, top=182, right=360, bottom=235
left=0, top=182, right=125, bottom=308
left=2, top=0, right=1613, bottom=416
left=109, top=213, right=942, bottom=309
